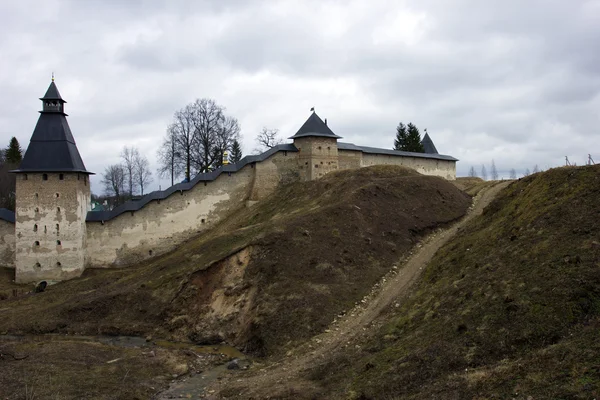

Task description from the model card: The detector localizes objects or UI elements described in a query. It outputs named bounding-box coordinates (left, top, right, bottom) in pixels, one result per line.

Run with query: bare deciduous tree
left=532, top=164, right=540, bottom=173
left=490, top=159, right=499, bottom=180
left=191, top=98, right=224, bottom=174
left=211, top=115, right=241, bottom=170
left=101, top=164, right=125, bottom=205
left=254, top=127, right=282, bottom=154
left=481, top=164, right=488, bottom=181
left=133, top=152, right=153, bottom=195
left=159, top=99, right=241, bottom=183
left=468, top=166, right=477, bottom=177
left=157, top=127, right=184, bottom=186
left=509, top=168, right=517, bottom=179
left=523, top=168, right=531, bottom=177
left=169, top=105, right=196, bottom=182
left=121, top=146, right=139, bottom=197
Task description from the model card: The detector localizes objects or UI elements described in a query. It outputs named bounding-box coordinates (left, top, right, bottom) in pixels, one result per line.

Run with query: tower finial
left=52, top=72, right=55, bottom=82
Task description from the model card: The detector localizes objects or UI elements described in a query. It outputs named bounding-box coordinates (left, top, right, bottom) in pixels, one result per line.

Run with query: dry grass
left=334, top=165, right=600, bottom=399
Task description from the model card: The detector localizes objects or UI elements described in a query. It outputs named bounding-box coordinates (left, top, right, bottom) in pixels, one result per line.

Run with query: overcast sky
left=1, top=0, right=599, bottom=193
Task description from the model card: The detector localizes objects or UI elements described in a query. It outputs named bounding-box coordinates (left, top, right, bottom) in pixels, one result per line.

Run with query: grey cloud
left=1, top=0, right=599, bottom=193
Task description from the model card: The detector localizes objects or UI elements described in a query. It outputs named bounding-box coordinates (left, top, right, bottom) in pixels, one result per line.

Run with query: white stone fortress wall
left=14, top=172, right=90, bottom=283
left=0, top=140, right=456, bottom=279
left=81, top=146, right=455, bottom=269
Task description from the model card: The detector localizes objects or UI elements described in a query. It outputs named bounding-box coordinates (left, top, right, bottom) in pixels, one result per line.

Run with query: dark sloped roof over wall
left=338, top=142, right=458, bottom=161
left=86, top=143, right=299, bottom=222
left=0, top=209, right=15, bottom=224
left=289, top=112, right=342, bottom=139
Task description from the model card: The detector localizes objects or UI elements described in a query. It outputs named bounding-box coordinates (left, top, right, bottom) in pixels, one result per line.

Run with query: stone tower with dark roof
left=290, top=112, right=341, bottom=181
left=12, top=79, right=93, bottom=283
left=421, top=132, right=439, bottom=154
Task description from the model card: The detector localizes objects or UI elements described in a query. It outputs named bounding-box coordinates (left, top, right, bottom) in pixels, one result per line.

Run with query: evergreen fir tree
left=5, top=137, right=22, bottom=164
left=405, top=123, right=425, bottom=153
left=394, top=123, right=408, bottom=151
left=231, top=140, right=243, bottom=163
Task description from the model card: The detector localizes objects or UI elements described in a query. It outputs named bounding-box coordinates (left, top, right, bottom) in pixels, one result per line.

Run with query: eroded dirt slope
left=0, top=166, right=471, bottom=361
left=162, top=166, right=473, bottom=356
left=313, top=165, right=600, bottom=399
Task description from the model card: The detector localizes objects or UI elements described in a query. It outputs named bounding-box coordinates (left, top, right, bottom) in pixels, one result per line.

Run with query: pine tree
left=395, top=122, right=425, bottom=153
left=405, top=123, right=425, bottom=153
left=5, top=137, right=22, bottom=164
left=394, top=123, right=408, bottom=151
left=230, top=140, right=243, bottom=163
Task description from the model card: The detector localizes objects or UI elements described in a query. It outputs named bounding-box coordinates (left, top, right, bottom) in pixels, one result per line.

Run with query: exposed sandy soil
left=171, top=166, right=473, bottom=356
left=0, top=166, right=471, bottom=359
left=0, top=166, right=473, bottom=399
left=195, top=181, right=510, bottom=399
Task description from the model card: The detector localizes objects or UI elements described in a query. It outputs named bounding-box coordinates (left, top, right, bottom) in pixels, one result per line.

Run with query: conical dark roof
left=421, top=132, right=438, bottom=154
left=41, top=81, right=65, bottom=102
left=289, top=112, right=342, bottom=139
left=12, top=81, right=92, bottom=174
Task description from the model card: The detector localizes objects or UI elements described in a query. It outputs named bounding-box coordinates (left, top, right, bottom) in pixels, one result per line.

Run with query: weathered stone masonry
left=15, top=172, right=90, bottom=282
left=0, top=81, right=458, bottom=283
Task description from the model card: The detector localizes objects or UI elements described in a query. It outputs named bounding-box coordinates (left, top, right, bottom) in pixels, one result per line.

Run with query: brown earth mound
left=0, top=166, right=471, bottom=358
left=172, top=166, right=472, bottom=355
left=319, top=165, right=600, bottom=399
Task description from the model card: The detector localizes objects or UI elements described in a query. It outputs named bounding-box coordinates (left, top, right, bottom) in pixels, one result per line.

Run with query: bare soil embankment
left=304, top=165, right=600, bottom=400
left=0, top=166, right=471, bottom=399
left=204, top=178, right=509, bottom=399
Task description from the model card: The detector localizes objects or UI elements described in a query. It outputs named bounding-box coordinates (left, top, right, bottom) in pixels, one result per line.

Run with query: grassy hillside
left=320, top=166, right=600, bottom=399
left=0, top=166, right=471, bottom=357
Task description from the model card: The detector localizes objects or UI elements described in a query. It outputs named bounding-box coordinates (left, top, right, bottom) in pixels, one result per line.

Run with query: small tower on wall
left=12, top=79, right=93, bottom=283
left=290, top=112, right=341, bottom=181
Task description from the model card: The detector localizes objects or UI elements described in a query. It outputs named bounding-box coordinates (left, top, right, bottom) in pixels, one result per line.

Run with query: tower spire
left=12, top=79, right=91, bottom=174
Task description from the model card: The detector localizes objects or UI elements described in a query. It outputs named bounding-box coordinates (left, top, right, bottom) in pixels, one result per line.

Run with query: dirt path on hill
left=162, top=181, right=512, bottom=399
